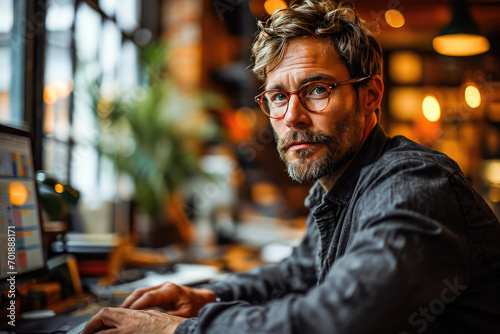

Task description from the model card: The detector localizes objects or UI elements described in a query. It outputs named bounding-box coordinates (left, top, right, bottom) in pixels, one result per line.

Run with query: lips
left=287, top=141, right=319, bottom=151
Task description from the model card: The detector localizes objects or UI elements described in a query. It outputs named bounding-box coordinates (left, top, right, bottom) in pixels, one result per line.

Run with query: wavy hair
left=251, top=0, right=383, bottom=83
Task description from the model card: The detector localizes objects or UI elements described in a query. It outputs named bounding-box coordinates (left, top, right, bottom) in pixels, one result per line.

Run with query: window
left=43, top=0, right=74, bottom=183
left=42, top=0, right=143, bottom=223
left=0, top=0, right=24, bottom=125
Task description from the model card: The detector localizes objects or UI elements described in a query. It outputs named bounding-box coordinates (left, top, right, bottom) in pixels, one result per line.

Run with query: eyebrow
left=265, top=73, right=338, bottom=91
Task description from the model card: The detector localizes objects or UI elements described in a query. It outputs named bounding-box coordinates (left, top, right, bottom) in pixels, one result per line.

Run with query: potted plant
left=88, top=44, right=224, bottom=247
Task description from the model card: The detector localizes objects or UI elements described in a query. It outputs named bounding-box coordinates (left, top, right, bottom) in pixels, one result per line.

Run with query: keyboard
left=66, top=321, right=88, bottom=334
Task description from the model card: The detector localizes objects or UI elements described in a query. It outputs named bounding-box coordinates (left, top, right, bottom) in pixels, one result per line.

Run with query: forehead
left=265, top=37, right=350, bottom=89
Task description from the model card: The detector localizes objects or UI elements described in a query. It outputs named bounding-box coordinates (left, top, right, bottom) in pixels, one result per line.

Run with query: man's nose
left=284, top=94, right=311, bottom=129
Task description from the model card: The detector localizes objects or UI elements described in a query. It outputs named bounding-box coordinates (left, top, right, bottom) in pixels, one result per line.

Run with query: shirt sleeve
left=176, top=159, right=472, bottom=334
left=197, top=214, right=319, bottom=303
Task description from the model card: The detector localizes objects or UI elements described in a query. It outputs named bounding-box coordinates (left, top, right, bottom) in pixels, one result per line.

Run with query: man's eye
left=271, top=93, right=287, bottom=103
left=308, top=85, right=328, bottom=97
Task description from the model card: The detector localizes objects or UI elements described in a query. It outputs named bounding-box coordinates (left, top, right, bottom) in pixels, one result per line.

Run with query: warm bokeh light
left=264, top=0, right=287, bottom=15
left=465, top=85, right=481, bottom=108
left=422, top=95, right=441, bottom=122
left=432, top=34, right=490, bottom=56
left=390, top=88, right=423, bottom=121
left=43, top=85, right=58, bottom=104
left=385, top=10, right=405, bottom=28
left=9, top=182, right=28, bottom=206
left=489, top=185, right=500, bottom=203
left=54, top=183, right=64, bottom=193
left=235, top=107, right=257, bottom=128
left=484, top=161, right=500, bottom=184
left=389, top=51, right=422, bottom=84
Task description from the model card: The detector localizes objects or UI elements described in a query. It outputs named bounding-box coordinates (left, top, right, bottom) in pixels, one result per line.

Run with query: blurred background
left=1, top=0, right=500, bottom=275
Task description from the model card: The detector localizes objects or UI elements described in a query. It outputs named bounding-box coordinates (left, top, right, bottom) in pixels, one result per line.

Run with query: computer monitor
left=0, top=124, right=47, bottom=291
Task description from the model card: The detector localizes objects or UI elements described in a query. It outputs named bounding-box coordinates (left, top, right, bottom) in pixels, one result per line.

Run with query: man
left=83, top=1, right=500, bottom=333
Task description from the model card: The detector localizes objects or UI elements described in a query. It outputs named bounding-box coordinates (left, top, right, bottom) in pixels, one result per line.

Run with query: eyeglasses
left=254, top=76, right=371, bottom=119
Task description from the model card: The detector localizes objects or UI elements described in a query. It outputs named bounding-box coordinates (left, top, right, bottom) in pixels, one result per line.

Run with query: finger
left=120, top=286, right=158, bottom=308
left=81, top=307, right=124, bottom=334
left=81, top=319, right=106, bottom=334
left=128, top=290, right=163, bottom=310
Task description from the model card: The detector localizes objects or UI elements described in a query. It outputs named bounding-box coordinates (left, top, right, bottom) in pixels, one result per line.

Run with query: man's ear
left=359, top=74, right=384, bottom=116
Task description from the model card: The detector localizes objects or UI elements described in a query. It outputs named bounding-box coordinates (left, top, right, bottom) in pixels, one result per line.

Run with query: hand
left=81, top=307, right=185, bottom=334
left=120, top=282, right=216, bottom=317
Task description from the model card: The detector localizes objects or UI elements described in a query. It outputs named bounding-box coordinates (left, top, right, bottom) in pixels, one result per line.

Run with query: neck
left=318, top=165, right=348, bottom=192
left=363, top=112, right=377, bottom=143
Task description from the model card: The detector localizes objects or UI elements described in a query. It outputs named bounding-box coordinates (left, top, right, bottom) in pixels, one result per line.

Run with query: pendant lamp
left=432, top=0, right=490, bottom=56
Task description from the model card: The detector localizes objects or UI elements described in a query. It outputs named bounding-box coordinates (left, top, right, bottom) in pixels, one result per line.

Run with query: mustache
left=277, top=129, right=333, bottom=153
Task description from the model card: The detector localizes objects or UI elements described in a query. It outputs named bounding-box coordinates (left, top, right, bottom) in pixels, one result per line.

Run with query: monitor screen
left=0, top=128, right=45, bottom=282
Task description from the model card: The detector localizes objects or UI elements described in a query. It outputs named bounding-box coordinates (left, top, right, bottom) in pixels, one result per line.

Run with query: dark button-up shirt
left=176, top=125, right=500, bottom=334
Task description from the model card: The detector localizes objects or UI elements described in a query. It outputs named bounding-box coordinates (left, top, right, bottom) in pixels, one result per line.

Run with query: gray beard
left=276, top=114, right=363, bottom=184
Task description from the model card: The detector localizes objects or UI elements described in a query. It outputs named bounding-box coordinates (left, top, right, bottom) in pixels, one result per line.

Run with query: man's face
left=266, top=37, right=365, bottom=184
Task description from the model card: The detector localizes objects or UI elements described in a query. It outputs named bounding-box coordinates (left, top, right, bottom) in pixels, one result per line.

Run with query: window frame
left=25, top=0, right=46, bottom=171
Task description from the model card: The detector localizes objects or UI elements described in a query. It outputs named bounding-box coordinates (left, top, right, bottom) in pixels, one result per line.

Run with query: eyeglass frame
left=254, top=75, right=372, bottom=120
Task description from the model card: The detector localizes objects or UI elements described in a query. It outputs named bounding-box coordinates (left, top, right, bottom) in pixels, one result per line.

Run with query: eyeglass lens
left=261, top=82, right=331, bottom=118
